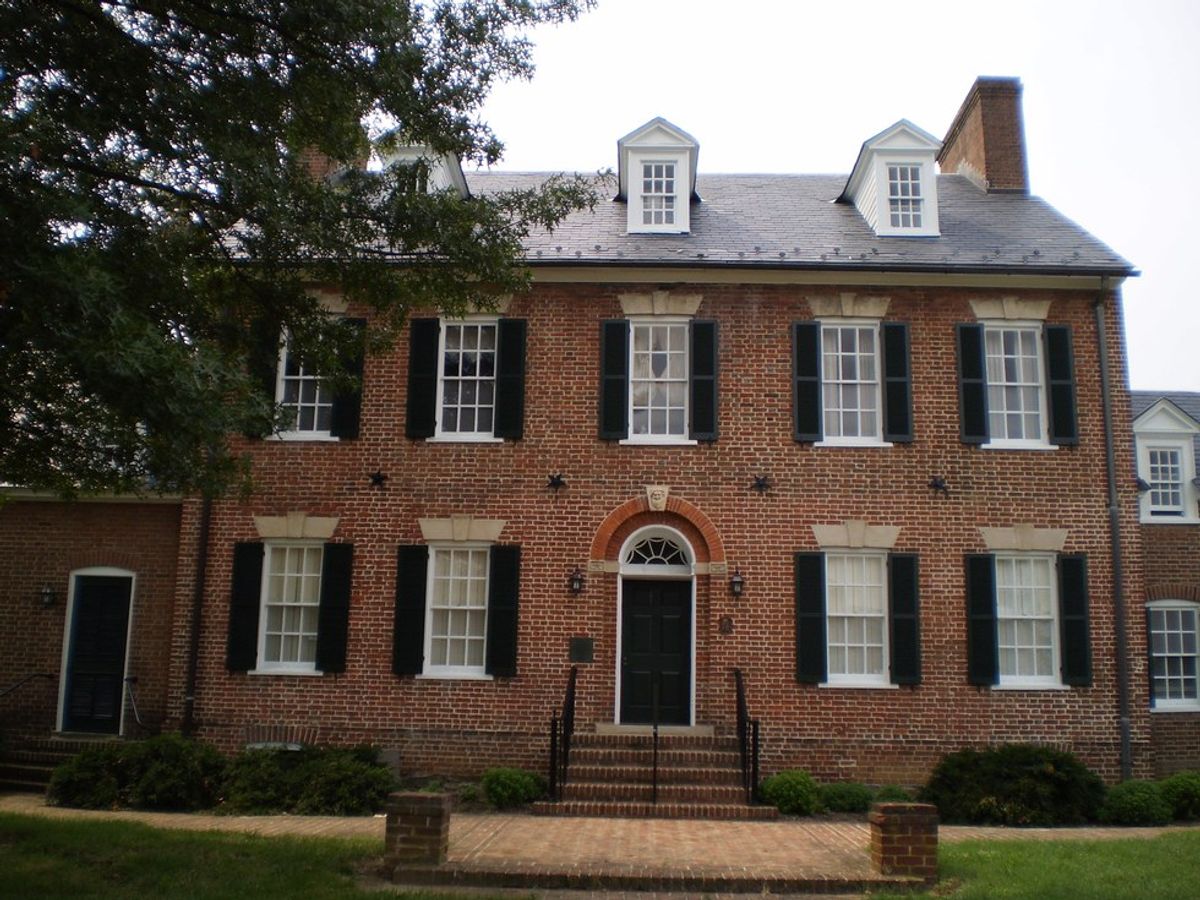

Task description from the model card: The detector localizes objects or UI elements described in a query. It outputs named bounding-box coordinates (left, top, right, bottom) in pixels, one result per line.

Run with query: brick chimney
left=937, top=77, right=1029, bottom=194
left=294, top=144, right=369, bottom=181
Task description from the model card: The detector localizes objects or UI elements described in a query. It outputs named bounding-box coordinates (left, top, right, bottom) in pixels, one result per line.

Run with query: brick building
left=5, top=77, right=1182, bottom=795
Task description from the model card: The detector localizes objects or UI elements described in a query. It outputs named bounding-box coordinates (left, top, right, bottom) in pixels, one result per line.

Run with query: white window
left=1147, top=445, right=1186, bottom=517
left=629, top=321, right=689, bottom=440
left=641, top=161, right=676, bottom=226
left=995, top=555, right=1059, bottom=687
left=821, top=323, right=881, bottom=442
left=437, top=319, right=497, bottom=439
left=258, top=544, right=323, bottom=673
left=424, top=546, right=489, bottom=676
left=825, top=552, right=889, bottom=686
left=984, top=325, right=1047, bottom=445
left=1148, top=602, right=1199, bottom=710
left=887, top=164, right=923, bottom=229
left=276, top=339, right=333, bottom=438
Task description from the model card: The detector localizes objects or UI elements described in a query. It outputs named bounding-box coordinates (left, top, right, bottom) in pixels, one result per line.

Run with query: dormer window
left=617, top=117, right=699, bottom=234
left=1133, top=398, right=1200, bottom=524
left=839, top=120, right=941, bottom=237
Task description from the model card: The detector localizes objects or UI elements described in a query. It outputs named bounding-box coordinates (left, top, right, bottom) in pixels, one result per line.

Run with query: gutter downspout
left=1094, top=278, right=1133, bottom=780
left=180, top=495, right=213, bottom=737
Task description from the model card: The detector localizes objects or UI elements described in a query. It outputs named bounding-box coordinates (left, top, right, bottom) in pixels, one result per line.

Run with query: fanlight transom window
left=625, top=536, right=688, bottom=567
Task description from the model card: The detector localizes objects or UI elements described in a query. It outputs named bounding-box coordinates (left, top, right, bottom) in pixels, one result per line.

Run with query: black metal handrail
left=0, top=672, right=53, bottom=701
left=548, top=665, right=578, bottom=801
left=733, top=668, right=761, bottom=803
left=123, top=676, right=146, bottom=730
left=650, top=680, right=660, bottom=804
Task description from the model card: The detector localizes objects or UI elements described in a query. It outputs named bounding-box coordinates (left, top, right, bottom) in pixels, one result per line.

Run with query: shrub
left=480, top=768, right=545, bottom=809
left=873, top=784, right=913, bottom=803
left=759, top=770, right=822, bottom=816
left=221, top=749, right=303, bottom=814
left=919, top=744, right=1104, bottom=826
left=221, top=746, right=395, bottom=815
left=819, top=781, right=874, bottom=813
left=48, top=735, right=225, bottom=811
left=1100, top=780, right=1172, bottom=826
left=1160, top=771, right=1200, bottom=821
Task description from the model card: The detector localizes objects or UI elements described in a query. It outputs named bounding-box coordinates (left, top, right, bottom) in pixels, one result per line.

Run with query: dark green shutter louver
left=881, top=323, right=914, bottom=443
left=965, top=554, right=998, bottom=685
left=889, top=553, right=921, bottom=685
left=1045, top=325, right=1079, bottom=446
left=227, top=542, right=264, bottom=672
left=689, top=320, right=718, bottom=441
left=957, top=324, right=988, bottom=444
left=794, top=552, right=826, bottom=683
left=393, top=546, right=428, bottom=676
left=599, top=320, right=629, bottom=439
left=329, top=318, right=366, bottom=439
left=494, top=319, right=527, bottom=440
left=244, top=319, right=282, bottom=438
left=792, top=323, right=822, bottom=442
left=405, top=318, right=439, bottom=438
left=485, top=545, right=520, bottom=677
left=314, top=543, right=353, bottom=673
left=1058, top=554, right=1092, bottom=686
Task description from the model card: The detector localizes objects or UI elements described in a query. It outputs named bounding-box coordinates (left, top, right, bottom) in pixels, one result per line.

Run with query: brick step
left=567, top=764, right=742, bottom=785
left=570, top=747, right=740, bottom=767
left=2, top=749, right=80, bottom=767
left=561, top=782, right=749, bottom=804
left=0, top=762, right=56, bottom=784
left=0, top=778, right=49, bottom=794
left=14, top=737, right=119, bottom=755
left=530, top=800, right=779, bottom=820
left=573, top=733, right=738, bottom=751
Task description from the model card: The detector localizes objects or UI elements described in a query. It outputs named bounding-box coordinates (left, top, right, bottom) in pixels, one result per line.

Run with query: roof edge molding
left=839, top=119, right=942, bottom=238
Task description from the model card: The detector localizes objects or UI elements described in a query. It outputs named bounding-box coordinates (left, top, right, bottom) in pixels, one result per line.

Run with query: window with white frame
left=630, top=321, right=688, bottom=438
left=984, top=325, right=1046, bottom=444
left=825, top=552, right=889, bottom=685
left=1147, top=446, right=1185, bottom=516
left=438, top=320, right=497, bottom=438
left=1148, top=601, right=1199, bottom=709
left=887, top=164, right=923, bottom=229
left=258, top=544, right=323, bottom=672
left=277, top=339, right=333, bottom=436
left=995, top=555, right=1059, bottom=686
left=425, top=546, right=490, bottom=675
left=641, top=161, right=676, bottom=226
left=821, top=323, right=881, bottom=441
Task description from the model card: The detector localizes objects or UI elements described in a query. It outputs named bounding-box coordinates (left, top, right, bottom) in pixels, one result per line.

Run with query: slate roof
left=468, top=171, right=1135, bottom=276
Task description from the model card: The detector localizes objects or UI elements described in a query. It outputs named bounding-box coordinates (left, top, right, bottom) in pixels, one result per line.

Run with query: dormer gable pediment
left=1134, top=399, right=1200, bottom=435
left=839, top=119, right=942, bottom=237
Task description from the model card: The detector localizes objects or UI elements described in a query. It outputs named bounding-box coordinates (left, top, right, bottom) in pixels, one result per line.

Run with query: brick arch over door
left=1147, top=584, right=1200, bottom=604
left=590, top=494, right=725, bottom=566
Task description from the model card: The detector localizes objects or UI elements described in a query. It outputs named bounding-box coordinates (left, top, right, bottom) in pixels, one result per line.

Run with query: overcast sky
left=478, top=0, right=1200, bottom=392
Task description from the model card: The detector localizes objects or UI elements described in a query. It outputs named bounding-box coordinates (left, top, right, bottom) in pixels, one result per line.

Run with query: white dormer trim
left=617, top=117, right=699, bottom=235
left=375, top=138, right=469, bottom=199
left=839, top=119, right=941, bottom=237
left=1133, top=399, right=1200, bottom=524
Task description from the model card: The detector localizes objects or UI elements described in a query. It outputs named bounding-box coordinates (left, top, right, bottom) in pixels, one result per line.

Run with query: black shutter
left=315, top=543, right=353, bottom=673
left=226, top=542, right=264, bottom=672
left=881, top=323, right=914, bottom=443
left=1045, top=325, right=1079, bottom=446
left=393, top=546, right=428, bottom=676
left=965, top=554, right=998, bottom=686
left=599, top=320, right=629, bottom=439
left=486, top=545, right=520, bottom=677
left=329, top=318, right=366, bottom=439
left=244, top=319, right=281, bottom=438
left=889, top=554, right=921, bottom=685
left=1058, top=554, right=1091, bottom=686
left=794, top=552, right=826, bottom=683
left=405, top=318, right=439, bottom=439
left=957, top=324, right=988, bottom=444
left=689, top=320, right=718, bottom=441
left=494, top=319, right=527, bottom=440
left=793, top=323, right=822, bottom=442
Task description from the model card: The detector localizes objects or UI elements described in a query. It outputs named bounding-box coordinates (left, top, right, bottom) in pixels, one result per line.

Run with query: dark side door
left=63, top=575, right=132, bottom=733
left=620, top=579, right=691, bottom=725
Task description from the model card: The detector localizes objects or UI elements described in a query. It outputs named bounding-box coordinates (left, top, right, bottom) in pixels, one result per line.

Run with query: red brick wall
left=1142, top=522, right=1200, bottom=775
left=169, top=282, right=1148, bottom=784
left=0, top=501, right=180, bottom=737
left=938, top=77, right=1029, bottom=193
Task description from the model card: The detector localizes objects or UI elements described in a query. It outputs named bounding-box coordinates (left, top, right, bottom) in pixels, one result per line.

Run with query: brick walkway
left=3, top=792, right=1197, bottom=896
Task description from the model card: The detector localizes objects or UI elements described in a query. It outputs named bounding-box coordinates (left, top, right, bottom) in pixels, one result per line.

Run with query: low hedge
left=1160, top=771, right=1200, bottom=821
left=760, top=770, right=822, bottom=815
left=818, top=781, right=874, bottom=813
left=1100, top=780, right=1172, bottom=826
left=480, top=767, right=546, bottom=809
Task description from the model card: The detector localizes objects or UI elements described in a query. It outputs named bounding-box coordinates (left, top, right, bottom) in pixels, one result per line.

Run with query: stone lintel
left=979, top=525, right=1068, bottom=552
left=807, top=292, right=891, bottom=319
left=619, top=290, right=703, bottom=317
left=811, top=521, right=901, bottom=550
left=969, top=297, right=1051, bottom=321
left=254, top=513, right=339, bottom=540
left=419, top=516, right=506, bottom=543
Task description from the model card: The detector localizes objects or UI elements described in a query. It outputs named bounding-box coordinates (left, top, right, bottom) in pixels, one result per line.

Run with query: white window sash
left=823, top=552, right=890, bottom=687
left=273, top=336, right=336, bottom=440
left=254, top=543, right=324, bottom=674
left=624, top=318, right=692, bottom=443
left=1148, top=602, right=1200, bottom=710
left=995, top=554, right=1060, bottom=687
left=982, top=324, right=1051, bottom=448
left=422, top=544, right=491, bottom=678
left=433, top=318, right=500, bottom=441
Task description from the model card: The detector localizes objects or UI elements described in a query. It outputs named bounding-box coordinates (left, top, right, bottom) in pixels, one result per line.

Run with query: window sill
left=814, top=439, right=895, bottom=449
left=619, top=437, right=699, bottom=447
left=267, top=433, right=340, bottom=443
left=415, top=672, right=495, bottom=681
left=426, top=434, right=504, bottom=444
left=1150, top=704, right=1200, bottom=714
left=981, top=441, right=1059, bottom=451
left=819, top=680, right=898, bottom=690
left=992, top=682, right=1069, bottom=691
left=1141, top=516, right=1200, bottom=526
left=247, top=668, right=324, bottom=677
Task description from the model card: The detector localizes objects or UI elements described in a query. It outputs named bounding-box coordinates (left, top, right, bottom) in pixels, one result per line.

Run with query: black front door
left=620, top=579, right=691, bottom=725
left=63, top=575, right=132, bottom=733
